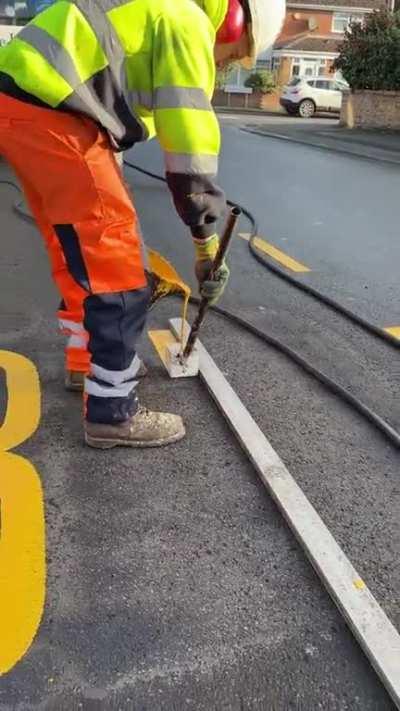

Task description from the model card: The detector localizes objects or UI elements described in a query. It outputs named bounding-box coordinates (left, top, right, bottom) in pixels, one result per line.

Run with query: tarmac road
left=0, top=120, right=398, bottom=710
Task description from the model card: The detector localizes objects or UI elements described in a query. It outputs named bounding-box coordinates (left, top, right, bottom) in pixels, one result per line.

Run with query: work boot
left=64, top=370, right=86, bottom=392
left=84, top=406, right=185, bottom=449
left=65, top=361, right=148, bottom=392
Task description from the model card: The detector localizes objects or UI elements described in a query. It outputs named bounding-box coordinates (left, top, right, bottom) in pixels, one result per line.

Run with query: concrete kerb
left=241, top=127, right=400, bottom=167
left=215, top=107, right=282, bottom=116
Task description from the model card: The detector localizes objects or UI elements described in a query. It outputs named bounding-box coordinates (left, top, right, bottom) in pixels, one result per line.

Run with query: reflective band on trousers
left=91, top=355, right=142, bottom=386
left=164, top=152, right=218, bottom=175
left=67, top=334, right=87, bottom=349
left=85, top=378, right=138, bottom=398
left=58, top=318, right=86, bottom=334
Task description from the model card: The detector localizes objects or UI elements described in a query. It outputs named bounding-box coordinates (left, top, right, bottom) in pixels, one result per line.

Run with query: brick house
left=272, top=0, right=388, bottom=86
left=216, top=0, right=388, bottom=106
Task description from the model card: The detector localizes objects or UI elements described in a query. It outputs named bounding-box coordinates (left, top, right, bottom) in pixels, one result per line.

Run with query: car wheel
left=298, top=99, right=315, bottom=118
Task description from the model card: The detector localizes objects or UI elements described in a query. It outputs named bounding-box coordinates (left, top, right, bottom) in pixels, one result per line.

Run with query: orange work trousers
left=0, top=93, right=150, bottom=424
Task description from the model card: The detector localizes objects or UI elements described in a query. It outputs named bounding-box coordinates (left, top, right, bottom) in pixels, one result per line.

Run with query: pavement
left=0, top=119, right=399, bottom=710
left=220, top=112, right=400, bottom=165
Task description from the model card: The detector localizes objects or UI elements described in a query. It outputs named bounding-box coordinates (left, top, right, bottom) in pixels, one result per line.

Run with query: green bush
left=244, top=70, right=276, bottom=94
left=333, top=9, right=400, bottom=90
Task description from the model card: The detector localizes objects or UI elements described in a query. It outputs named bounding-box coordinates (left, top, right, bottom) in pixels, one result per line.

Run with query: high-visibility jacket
left=0, top=0, right=228, bottom=237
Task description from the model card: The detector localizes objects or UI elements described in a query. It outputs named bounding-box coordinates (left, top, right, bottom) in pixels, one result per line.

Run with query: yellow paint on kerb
left=239, top=233, right=311, bottom=273
left=0, top=351, right=45, bottom=675
left=384, top=326, right=400, bottom=340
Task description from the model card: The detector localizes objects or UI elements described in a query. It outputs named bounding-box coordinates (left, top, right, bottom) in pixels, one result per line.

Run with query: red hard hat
left=216, top=0, right=245, bottom=44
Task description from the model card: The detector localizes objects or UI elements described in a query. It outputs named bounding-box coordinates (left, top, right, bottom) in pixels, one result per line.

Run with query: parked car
left=280, top=76, right=349, bottom=118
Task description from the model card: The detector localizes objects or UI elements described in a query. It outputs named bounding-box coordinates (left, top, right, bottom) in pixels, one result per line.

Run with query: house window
left=271, top=57, right=281, bottom=71
left=332, top=12, right=363, bottom=33
left=291, top=57, right=327, bottom=78
left=224, top=65, right=252, bottom=91
left=256, top=59, right=271, bottom=70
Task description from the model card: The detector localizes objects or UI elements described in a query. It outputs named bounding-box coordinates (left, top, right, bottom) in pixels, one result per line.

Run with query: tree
left=244, top=70, right=276, bottom=94
left=333, top=9, right=400, bottom=90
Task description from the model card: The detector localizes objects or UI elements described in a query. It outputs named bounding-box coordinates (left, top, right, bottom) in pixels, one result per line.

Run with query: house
left=218, top=0, right=388, bottom=103
left=271, top=0, right=389, bottom=85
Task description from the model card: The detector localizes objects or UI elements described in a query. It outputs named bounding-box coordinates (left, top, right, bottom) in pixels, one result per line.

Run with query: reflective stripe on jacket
left=0, top=0, right=228, bottom=236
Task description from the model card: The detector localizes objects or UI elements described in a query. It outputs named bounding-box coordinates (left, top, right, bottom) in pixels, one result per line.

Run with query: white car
left=280, top=76, right=348, bottom=118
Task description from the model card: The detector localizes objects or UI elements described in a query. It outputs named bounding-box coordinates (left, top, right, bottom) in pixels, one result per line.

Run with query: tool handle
left=208, top=206, right=241, bottom=279
left=183, top=206, right=241, bottom=360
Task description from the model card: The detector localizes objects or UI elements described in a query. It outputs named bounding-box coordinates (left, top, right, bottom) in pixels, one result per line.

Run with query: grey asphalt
left=0, top=118, right=399, bottom=710
left=220, top=118, right=400, bottom=327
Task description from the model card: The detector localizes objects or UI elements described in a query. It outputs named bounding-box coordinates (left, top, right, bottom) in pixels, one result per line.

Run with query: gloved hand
left=194, top=234, right=230, bottom=306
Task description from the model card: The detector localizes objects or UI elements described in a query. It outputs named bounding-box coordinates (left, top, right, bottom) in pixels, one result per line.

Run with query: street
left=0, top=117, right=399, bottom=710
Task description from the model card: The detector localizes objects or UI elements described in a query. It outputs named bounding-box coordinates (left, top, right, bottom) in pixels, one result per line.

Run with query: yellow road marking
left=384, top=326, right=400, bottom=340
left=239, top=233, right=311, bottom=273
left=0, top=351, right=45, bottom=675
left=148, top=330, right=177, bottom=368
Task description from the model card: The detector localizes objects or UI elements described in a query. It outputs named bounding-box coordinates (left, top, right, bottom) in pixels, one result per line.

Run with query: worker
left=0, top=0, right=284, bottom=449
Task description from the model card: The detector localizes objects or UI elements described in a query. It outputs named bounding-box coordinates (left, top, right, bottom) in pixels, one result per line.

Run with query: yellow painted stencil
left=0, top=351, right=45, bottom=675
left=148, top=330, right=177, bottom=368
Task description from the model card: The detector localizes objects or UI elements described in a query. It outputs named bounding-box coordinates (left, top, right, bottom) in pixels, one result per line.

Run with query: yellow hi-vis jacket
left=0, top=0, right=228, bottom=236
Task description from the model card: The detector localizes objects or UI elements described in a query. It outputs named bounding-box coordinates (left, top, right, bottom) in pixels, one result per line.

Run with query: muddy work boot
left=65, top=361, right=148, bottom=392
left=65, top=369, right=86, bottom=392
left=84, top=406, right=185, bottom=449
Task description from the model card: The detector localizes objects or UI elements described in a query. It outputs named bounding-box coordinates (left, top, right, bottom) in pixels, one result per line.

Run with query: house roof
left=275, top=33, right=344, bottom=52
left=287, top=0, right=386, bottom=9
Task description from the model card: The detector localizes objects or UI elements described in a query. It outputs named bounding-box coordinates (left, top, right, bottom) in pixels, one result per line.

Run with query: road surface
left=0, top=119, right=398, bottom=710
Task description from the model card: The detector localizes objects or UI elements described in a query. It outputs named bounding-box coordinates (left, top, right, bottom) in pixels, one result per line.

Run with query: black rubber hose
left=187, top=295, right=400, bottom=449
left=123, top=158, right=399, bottom=349
left=122, top=160, right=400, bottom=449
left=248, top=238, right=400, bottom=348
left=0, top=178, right=33, bottom=222
left=1, top=169, right=399, bottom=448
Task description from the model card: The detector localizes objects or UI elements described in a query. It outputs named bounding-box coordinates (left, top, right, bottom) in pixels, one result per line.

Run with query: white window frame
left=256, top=58, right=271, bottom=70
left=291, top=56, right=327, bottom=78
left=332, top=12, right=364, bottom=33
left=224, top=65, right=253, bottom=93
